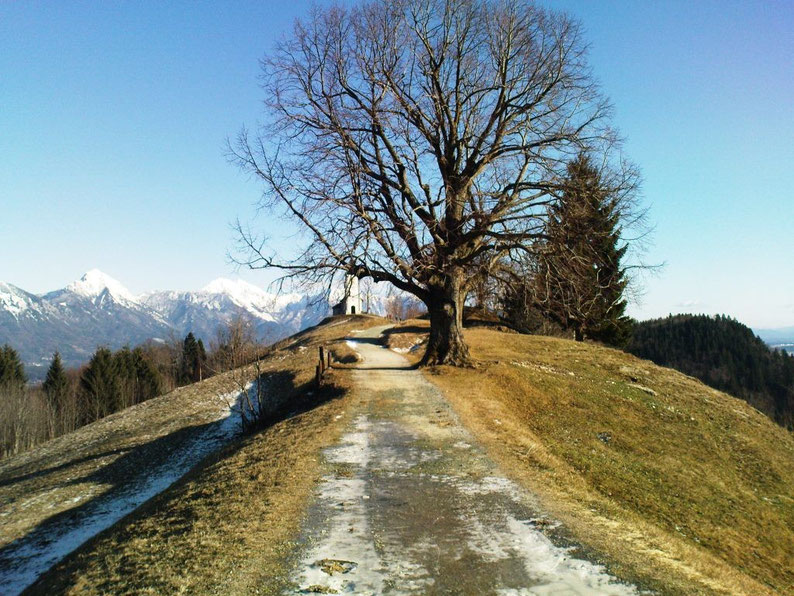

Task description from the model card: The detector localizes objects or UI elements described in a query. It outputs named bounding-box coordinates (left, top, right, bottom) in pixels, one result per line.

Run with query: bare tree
left=230, top=0, right=624, bottom=365
left=209, top=316, right=258, bottom=374
left=385, top=294, right=426, bottom=321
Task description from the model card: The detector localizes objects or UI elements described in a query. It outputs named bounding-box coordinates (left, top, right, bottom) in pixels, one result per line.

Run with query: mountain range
left=0, top=270, right=334, bottom=380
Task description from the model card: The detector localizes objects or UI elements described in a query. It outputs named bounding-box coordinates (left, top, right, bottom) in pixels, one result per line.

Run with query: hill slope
left=4, top=319, right=792, bottom=594
left=386, top=322, right=794, bottom=594
left=0, top=315, right=385, bottom=594
left=627, top=314, right=794, bottom=428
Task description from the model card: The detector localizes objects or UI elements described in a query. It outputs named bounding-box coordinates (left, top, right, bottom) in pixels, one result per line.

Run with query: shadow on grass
left=0, top=447, right=135, bottom=489
left=1, top=372, right=347, bottom=595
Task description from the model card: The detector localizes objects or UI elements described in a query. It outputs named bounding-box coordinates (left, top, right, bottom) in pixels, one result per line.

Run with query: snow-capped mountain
left=58, top=268, right=138, bottom=305
left=141, top=279, right=329, bottom=347
left=0, top=271, right=336, bottom=381
left=1, top=272, right=174, bottom=379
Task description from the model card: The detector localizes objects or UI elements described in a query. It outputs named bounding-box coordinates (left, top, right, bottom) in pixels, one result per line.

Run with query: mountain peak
left=201, top=277, right=273, bottom=307
left=66, top=269, right=136, bottom=303
left=0, top=282, right=39, bottom=318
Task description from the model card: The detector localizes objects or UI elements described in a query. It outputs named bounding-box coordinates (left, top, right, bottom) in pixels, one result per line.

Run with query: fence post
left=327, top=350, right=332, bottom=369
left=315, top=364, right=322, bottom=389
left=319, top=346, right=325, bottom=374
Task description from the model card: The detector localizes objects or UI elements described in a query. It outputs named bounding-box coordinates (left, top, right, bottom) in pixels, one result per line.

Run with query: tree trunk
left=421, top=268, right=471, bottom=366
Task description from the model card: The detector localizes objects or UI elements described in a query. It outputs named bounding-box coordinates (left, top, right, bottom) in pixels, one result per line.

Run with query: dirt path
left=286, top=327, right=637, bottom=595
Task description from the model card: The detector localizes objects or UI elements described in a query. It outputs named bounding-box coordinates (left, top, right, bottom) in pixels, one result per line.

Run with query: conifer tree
left=113, top=346, right=163, bottom=407
left=130, top=347, right=162, bottom=402
left=0, top=344, right=27, bottom=388
left=43, top=351, right=69, bottom=413
left=181, top=333, right=200, bottom=384
left=178, top=333, right=208, bottom=384
left=80, top=347, right=119, bottom=422
left=535, top=153, right=632, bottom=345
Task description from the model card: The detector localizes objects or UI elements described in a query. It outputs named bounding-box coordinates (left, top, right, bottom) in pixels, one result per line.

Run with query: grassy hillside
left=1, top=315, right=386, bottom=594
left=390, top=321, right=794, bottom=595
left=627, top=314, right=794, bottom=428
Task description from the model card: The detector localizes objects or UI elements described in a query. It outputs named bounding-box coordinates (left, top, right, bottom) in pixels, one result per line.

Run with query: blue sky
left=1, top=1, right=792, bottom=328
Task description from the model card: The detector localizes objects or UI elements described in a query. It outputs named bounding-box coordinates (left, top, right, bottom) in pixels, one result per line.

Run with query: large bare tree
left=230, top=0, right=622, bottom=365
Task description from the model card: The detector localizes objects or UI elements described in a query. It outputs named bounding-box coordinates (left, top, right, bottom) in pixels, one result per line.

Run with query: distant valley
left=0, top=270, right=340, bottom=380
left=754, top=327, right=794, bottom=354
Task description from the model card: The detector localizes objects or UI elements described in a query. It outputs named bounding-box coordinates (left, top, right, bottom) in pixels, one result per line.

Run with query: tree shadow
left=0, top=370, right=346, bottom=593
left=0, top=447, right=134, bottom=489
left=380, top=325, right=428, bottom=338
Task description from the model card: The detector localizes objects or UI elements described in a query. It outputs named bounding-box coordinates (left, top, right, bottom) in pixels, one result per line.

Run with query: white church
left=331, top=275, right=362, bottom=316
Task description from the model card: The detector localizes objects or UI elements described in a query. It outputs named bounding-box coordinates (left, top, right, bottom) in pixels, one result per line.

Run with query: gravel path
left=286, top=326, right=637, bottom=595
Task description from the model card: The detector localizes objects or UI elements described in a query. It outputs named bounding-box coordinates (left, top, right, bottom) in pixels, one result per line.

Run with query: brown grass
left=328, top=339, right=361, bottom=366
left=418, top=324, right=794, bottom=595
left=5, top=314, right=387, bottom=594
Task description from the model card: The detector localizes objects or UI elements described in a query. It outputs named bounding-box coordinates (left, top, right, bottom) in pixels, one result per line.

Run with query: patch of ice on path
left=291, top=416, right=389, bottom=594
left=0, top=384, right=253, bottom=595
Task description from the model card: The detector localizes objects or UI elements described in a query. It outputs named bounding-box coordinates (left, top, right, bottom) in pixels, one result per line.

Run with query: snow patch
left=0, top=283, right=33, bottom=318
left=0, top=386, right=252, bottom=595
left=293, top=416, right=386, bottom=594
left=495, top=516, right=637, bottom=595
left=66, top=269, right=136, bottom=303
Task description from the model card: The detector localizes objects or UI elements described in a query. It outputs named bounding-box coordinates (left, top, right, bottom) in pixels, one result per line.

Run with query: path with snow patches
left=0, top=385, right=252, bottom=595
left=286, top=327, right=637, bottom=595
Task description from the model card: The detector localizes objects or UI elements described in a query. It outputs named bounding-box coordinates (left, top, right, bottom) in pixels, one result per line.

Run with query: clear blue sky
left=1, top=1, right=792, bottom=328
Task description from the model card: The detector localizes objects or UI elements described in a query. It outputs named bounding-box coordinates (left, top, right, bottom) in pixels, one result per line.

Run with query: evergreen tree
left=179, top=333, right=207, bottom=384
left=181, top=333, right=199, bottom=384
left=0, top=344, right=27, bottom=388
left=535, top=153, right=632, bottom=345
left=80, top=347, right=119, bottom=422
left=113, top=346, right=163, bottom=407
left=43, top=351, right=69, bottom=413
left=130, top=347, right=162, bottom=403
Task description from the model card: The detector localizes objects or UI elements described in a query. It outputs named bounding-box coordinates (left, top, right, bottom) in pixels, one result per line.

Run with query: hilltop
left=1, top=316, right=791, bottom=594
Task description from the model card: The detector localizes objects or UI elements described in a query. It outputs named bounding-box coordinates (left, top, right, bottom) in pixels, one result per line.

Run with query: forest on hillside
left=0, top=319, right=261, bottom=458
left=627, top=314, right=794, bottom=429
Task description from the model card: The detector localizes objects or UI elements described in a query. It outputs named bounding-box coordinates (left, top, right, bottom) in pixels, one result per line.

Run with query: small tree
left=0, top=344, right=27, bottom=388
left=180, top=332, right=206, bottom=384
left=43, top=352, right=69, bottom=436
left=0, top=345, right=29, bottom=455
left=533, top=153, right=634, bottom=344
left=210, top=317, right=257, bottom=374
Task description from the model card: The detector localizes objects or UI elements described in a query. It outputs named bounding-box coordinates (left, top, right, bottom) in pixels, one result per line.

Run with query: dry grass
left=328, top=339, right=361, bottom=366
left=416, top=323, right=794, bottom=595
left=4, top=314, right=386, bottom=594
left=28, top=384, right=350, bottom=595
